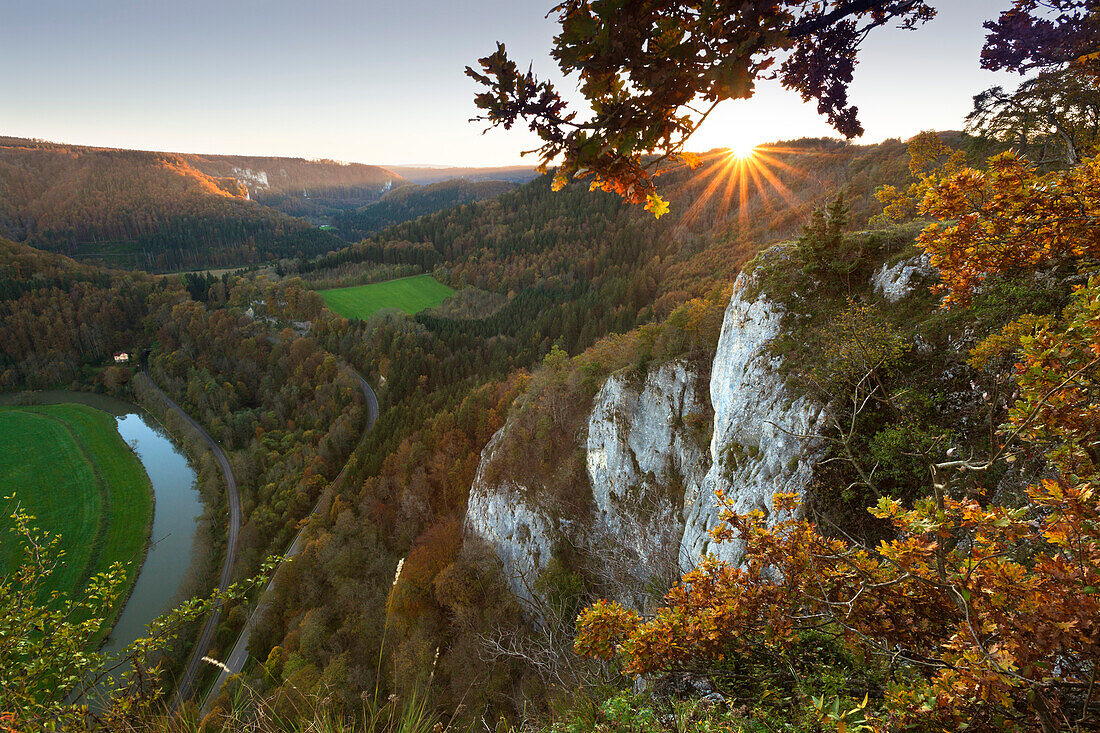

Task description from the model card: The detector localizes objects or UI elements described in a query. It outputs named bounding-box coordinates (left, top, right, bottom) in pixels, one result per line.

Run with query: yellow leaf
left=680, top=151, right=702, bottom=168
left=645, top=193, right=670, bottom=218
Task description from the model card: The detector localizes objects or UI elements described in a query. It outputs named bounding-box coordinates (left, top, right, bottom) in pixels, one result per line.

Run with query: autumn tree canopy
left=980, top=0, right=1100, bottom=77
left=467, top=0, right=936, bottom=213
left=469, top=1, right=1100, bottom=212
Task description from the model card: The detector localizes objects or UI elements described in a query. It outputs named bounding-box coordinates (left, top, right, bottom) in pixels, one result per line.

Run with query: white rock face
left=465, top=427, right=556, bottom=611
left=872, top=253, right=932, bottom=303
left=232, top=167, right=271, bottom=191
left=682, top=271, right=826, bottom=565
left=465, top=246, right=828, bottom=606
left=586, top=361, right=710, bottom=601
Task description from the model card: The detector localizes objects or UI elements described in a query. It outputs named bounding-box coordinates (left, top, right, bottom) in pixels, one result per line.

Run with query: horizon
left=0, top=129, right=969, bottom=173
left=2, top=0, right=1021, bottom=167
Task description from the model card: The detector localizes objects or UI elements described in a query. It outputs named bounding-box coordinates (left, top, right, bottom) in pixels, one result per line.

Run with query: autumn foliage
left=578, top=402, right=1100, bottom=730
left=919, top=152, right=1100, bottom=306
left=575, top=146, right=1100, bottom=731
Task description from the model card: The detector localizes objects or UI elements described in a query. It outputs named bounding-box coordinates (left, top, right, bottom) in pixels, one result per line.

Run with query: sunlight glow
left=673, top=142, right=845, bottom=233
left=726, top=141, right=759, bottom=162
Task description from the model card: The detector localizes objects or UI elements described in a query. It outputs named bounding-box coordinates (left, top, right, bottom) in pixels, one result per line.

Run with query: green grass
left=319, top=274, right=455, bottom=320
left=0, top=404, right=154, bottom=609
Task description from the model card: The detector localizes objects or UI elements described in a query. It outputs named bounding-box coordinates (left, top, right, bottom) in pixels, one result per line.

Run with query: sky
left=0, top=0, right=1023, bottom=167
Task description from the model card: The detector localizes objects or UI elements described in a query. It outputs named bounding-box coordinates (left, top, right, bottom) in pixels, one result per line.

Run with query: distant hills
left=0, top=138, right=402, bottom=270
left=183, top=152, right=405, bottom=219
left=0, top=138, right=537, bottom=272
left=385, top=165, right=539, bottom=185
left=334, top=178, right=519, bottom=240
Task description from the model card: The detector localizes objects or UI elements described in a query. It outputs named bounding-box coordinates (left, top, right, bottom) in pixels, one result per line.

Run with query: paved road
left=201, top=373, right=377, bottom=712
left=141, top=373, right=243, bottom=711
left=139, top=372, right=242, bottom=709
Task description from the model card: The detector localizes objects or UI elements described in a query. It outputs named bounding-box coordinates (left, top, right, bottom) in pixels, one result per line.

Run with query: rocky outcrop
left=464, top=427, right=557, bottom=610
left=465, top=247, right=828, bottom=608
left=232, top=167, right=271, bottom=191
left=872, top=253, right=932, bottom=303
left=682, top=274, right=825, bottom=564
left=465, top=360, right=711, bottom=613
left=585, top=361, right=710, bottom=604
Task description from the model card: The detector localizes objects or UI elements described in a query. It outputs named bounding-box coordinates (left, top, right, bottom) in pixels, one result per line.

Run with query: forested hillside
left=334, top=179, right=517, bottom=240
left=184, top=153, right=404, bottom=218
left=0, top=238, right=159, bottom=387
left=0, top=138, right=384, bottom=271
left=225, top=135, right=949, bottom=717
left=7, top=130, right=1087, bottom=733
left=0, top=236, right=369, bottom=709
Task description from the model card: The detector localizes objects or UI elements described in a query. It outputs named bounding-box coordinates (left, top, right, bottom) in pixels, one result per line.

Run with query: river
left=0, top=390, right=203, bottom=653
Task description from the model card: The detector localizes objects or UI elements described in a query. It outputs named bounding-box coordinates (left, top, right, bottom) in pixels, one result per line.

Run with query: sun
left=727, top=140, right=759, bottom=162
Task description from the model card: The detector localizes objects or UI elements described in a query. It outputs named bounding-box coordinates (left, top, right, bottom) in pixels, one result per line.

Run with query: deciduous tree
left=980, top=0, right=1100, bottom=78
left=467, top=1, right=935, bottom=212
left=918, top=152, right=1100, bottom=306
left=967, top=68, right=1100, bottom=168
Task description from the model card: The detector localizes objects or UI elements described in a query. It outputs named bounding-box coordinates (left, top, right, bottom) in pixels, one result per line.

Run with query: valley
left=5, top=124, right=1090, bottom=731
left=0, top=133, right=1003, bottom=724
left=0, top=138, right=533, bottom=273
left=3, top=2, right=1099, bottom=731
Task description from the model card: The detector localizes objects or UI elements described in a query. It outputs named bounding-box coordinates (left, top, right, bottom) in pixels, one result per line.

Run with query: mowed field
left=319, top=274, right=455, bottom=320
left=0, top=404, right=154, bottom=604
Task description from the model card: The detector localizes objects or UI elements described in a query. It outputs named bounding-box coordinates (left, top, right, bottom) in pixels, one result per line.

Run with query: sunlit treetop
left=466, top=0, right=937, bottom=213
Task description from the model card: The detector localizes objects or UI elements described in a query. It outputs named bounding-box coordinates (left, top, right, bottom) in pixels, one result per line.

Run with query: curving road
left=141, top=372, right=242, bottom=711
left=200, top=373, right=377, bottom=712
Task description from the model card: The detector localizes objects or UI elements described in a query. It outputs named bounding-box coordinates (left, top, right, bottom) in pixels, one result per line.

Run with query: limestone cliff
left=465, top=249, right=826, bottom=608
left=683, top=270, right=826, bottom=564
left=585, top=361, right=711, bottom=605
left=464, top=426, right=558, bottom=610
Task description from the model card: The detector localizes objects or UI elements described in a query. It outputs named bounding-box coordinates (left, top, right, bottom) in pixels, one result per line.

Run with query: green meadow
left=0, top=404, right=154, bottom=605
left=319, top=274, right=455, bottom=320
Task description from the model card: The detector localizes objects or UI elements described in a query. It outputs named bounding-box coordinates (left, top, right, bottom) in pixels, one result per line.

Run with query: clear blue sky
left=0, top=0, right=1020, bottom=166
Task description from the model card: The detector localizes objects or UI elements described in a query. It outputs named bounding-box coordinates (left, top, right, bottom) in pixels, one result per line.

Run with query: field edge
left=0, top=403, right=156, bottom=646
left=318, top=273, right=455, bottom=320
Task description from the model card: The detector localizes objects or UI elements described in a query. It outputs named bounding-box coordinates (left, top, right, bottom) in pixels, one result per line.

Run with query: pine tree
left=798, top=192, right=849, bottom=277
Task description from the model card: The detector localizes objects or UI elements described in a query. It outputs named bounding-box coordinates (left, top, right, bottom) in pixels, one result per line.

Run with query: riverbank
left=0, top=390, right=203, bottom=654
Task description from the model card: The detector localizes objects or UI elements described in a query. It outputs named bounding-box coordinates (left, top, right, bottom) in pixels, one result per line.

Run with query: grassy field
left=319, top=274, right=455, bottom=320
left=0, top=404, right=154, bottom=606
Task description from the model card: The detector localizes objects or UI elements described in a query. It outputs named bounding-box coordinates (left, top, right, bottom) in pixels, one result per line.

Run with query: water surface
left=0, top=391, right=202, bottom=652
